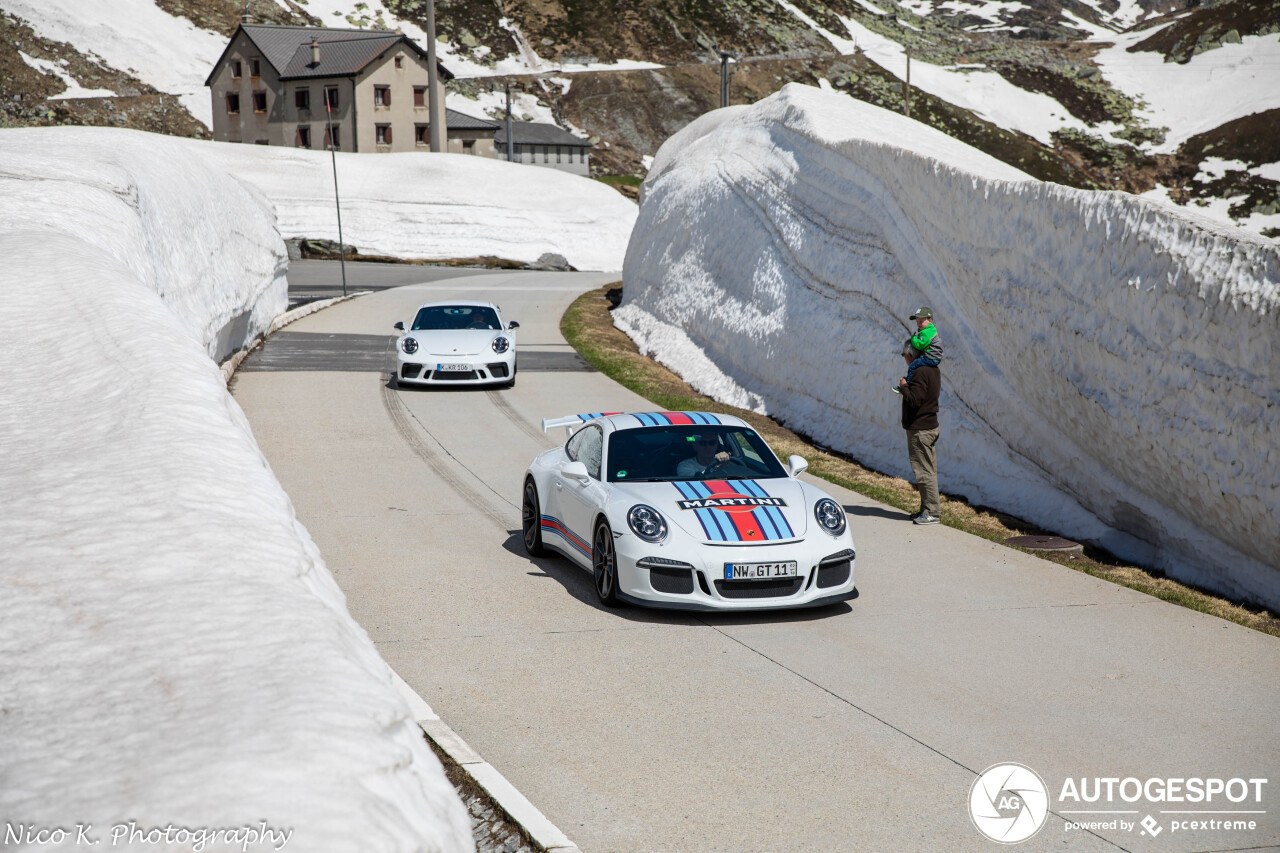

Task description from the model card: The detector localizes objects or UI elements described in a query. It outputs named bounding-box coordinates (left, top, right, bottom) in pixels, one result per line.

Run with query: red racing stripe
left=702, top=480, right=765, bottom=542
left=660, top=411, right=694, bottom=425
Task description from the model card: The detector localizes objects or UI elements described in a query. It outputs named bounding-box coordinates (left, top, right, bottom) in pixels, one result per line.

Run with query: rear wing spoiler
left=542, top=413, right=620, bottom=438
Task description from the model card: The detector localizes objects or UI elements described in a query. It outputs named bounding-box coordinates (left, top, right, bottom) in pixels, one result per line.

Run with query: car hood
left=407, top=329, right=506, bottom=356
left=614, top=477, right=809, bottom=543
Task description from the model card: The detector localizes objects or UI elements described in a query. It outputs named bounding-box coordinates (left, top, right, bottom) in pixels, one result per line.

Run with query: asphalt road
left=232, top=263, right=1280, bottom=853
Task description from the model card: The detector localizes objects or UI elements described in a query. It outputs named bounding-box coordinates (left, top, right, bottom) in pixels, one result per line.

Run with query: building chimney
left=310, top=39, right=320, bottom=66
left=241, top=0, right=253, bottom=23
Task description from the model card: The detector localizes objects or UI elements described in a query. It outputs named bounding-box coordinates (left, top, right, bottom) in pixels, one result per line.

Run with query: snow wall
left=200, top=141, right=637, bottom=272
left=618, top=85, right=1280, bottom=611
left=0, top=128, right=472, bottom=851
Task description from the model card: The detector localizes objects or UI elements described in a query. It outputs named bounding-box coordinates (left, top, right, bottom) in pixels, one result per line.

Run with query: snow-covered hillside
left=200, top=136, right=637, bottom=271
left=620, top=84, right=1280, bottom=611
left=0, top=129, right=472, bottom=851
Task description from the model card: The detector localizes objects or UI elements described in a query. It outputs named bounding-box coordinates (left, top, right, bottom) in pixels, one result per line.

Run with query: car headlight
left=491, top=336, right=510, bottom=354
left=401, top=337, right=419, bottom=354
left=627, top=504, right=668, bottom=543
left=814, top=498, right=846, bottom=536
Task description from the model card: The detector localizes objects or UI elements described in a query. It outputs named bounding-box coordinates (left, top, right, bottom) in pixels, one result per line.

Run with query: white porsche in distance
left=522, top=411, right=857, bottom=611
left=394, top=300, right=519, bottom=387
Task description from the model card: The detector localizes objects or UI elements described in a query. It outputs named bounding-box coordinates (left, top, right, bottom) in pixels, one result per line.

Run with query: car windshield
left=606, top=426, right=788, bottom=483
left=412, top=306, right=501, bottom=331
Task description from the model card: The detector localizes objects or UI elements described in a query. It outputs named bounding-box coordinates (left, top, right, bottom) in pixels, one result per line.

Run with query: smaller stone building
left=495, top=122, right=592, bottom=177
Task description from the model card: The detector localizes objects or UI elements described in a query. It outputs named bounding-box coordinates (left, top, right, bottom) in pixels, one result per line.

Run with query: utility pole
left=719, top=51, right=734, bottom=108
left=904, top=47, right=912, bottom=119
left=504, top=83, right=514, bottom=163
left=324, top=92, right=348, bottom=297
left=426, top=0, right=445, bottom=152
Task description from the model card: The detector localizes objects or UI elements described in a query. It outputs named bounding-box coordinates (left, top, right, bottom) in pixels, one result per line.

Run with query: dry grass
left=562, top=284, right=1280, bottom=638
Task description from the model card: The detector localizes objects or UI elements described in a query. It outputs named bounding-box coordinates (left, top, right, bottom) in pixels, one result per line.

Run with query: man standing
left=898, top=329, right=941, bottom=525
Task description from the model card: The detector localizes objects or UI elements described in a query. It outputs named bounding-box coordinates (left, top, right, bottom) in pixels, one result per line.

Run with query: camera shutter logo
left=969, top=763, right=1050, bottom=843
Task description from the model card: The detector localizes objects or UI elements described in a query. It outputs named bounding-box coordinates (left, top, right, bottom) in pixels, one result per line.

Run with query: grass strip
left=561, top=284, right=1280, bottom=638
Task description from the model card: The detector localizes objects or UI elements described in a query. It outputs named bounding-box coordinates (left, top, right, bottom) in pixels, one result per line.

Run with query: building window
left=376, top=124, right=392, bottom=145
left=463, top=140, right=475, bottom=155
left=395, top=55, right=403, bottom=69
left=296, top=126, right=311, bottom=148
left=230, top=60, right=242, bottom=79
left=325, top=87, right=339, bottom=110
left=226, top=93, right=240, bottom=114
left=415, top=124, right=428, bottom=146
left=254, top=139, right=268, bottom=145
left=249, top=58, right=261, bottom=78
left=414, top=87, right=426, bottom=107
left=295, top=88, right=310, bottom=110
left=542, top=146, right=549, bottom=164
left=556, top=145, right=562, bottom=163
left=324, top=124, right=340, bottom=149
left=252, top=92, right=267, bottom=113
left=374, top=86, right=391, bottom=107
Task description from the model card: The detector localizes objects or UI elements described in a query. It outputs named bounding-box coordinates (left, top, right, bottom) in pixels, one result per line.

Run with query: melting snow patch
left=623, top=84, right=1280, bottom=610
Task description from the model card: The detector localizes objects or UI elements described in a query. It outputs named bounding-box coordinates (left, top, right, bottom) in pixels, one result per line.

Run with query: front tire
left=522, top=478, right=544, bottom=556
left=592, top=519, right=621, bottom=607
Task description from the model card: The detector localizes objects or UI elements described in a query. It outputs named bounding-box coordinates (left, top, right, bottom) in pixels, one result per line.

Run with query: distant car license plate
left=436, top=362, right=470, bottom=372
left=724, top=561, right=798, bottom=580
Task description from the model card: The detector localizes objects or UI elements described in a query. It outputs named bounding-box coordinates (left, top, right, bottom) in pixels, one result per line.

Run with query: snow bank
left=0, top=126, right=287, bottom=362
left=200, top=142, right=636, bottom=271
left=0, top=130, right=472, bottom=850
left=620, top=84, right=1280, bottom=610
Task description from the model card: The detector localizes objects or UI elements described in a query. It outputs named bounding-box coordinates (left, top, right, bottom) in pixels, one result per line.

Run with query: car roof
left=568, top=412, right=750, bottom=431
left=413, top=300, right=500, bottom=311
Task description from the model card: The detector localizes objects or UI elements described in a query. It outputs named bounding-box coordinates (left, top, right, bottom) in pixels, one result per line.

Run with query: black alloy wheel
left=592, top=520, right=620, bottom=607
left=522, top=479, right=544, bottom=556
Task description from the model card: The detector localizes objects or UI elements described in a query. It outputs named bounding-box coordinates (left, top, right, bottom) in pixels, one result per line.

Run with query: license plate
left=724, top=561, right=798, bottom=580
left=436, top=362, right=470, bottom=372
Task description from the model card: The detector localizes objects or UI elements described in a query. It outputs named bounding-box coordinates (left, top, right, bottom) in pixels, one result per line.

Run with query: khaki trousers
left=906, top=427, right=940, bottom=516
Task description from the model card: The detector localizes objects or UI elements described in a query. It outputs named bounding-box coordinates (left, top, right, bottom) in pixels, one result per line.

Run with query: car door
left=555, top=424, right=606, bottom=566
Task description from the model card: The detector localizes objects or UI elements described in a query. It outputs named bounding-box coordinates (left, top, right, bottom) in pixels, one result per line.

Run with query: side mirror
left=560, top=460, right=590, bottom=484
left=394, top=321, right=405, bottom=331
left=788, top=455, right=808, bottom=478
left=507, top=321, right=520, bottom=330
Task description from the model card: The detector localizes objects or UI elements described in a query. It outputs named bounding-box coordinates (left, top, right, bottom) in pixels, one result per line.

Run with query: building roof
left=204, top=24, right=453, bottom=86
left=494, top=121, right=592, bottom=147
left=445, top=109, right=499, bottom=131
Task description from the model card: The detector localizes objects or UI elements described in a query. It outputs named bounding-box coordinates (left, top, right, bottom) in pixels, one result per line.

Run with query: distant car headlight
left=401, top=337, right=419, bottom=354
left=491, top=336, right=511, bottom=354
left=814, top=498, right=846, bottom=536
left=627, top=504, right=668, bottom=543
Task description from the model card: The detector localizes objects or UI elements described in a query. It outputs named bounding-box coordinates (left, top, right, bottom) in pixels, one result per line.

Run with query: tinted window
left=566, top=426, right=603, bottom=480
left=606, top=426, right=787, bottom=483
left=411, top=306, right=501, bottom=331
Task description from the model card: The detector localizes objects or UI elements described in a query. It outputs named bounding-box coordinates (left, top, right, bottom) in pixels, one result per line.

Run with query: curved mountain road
left=231, top=265, right=1280, bottom=853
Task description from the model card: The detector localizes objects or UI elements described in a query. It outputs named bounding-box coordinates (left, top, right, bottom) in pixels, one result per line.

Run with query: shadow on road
left=499, top=530, right=856, bottom=626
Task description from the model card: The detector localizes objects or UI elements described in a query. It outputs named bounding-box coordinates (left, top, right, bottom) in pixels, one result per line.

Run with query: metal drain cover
left=1004, top=535, right=1083, bottom=553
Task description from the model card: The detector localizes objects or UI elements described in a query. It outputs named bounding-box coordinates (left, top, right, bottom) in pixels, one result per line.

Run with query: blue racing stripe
left=674, top=481, right=717, bottom=540
left=689, top=480, right=737, bottom=541
left=736, top=479, right=794, bottom=538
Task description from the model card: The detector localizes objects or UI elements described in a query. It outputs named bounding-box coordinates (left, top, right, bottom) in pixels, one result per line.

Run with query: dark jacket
left=901, top=364, right=940, bottom=430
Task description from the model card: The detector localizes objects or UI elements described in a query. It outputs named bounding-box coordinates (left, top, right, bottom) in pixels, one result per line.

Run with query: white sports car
left=522, top=411, right=857, bottom=610
left=394, top=300, right=519, bottom=387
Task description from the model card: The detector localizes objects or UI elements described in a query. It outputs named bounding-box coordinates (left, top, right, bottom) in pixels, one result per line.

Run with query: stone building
left=204, top=24, right=453, bottom=152
left=495, top=122, right=592, bottom=177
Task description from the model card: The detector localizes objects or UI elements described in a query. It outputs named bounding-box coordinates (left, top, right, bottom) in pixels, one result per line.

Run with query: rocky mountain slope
left=1, top=0, right=1276, bottom=236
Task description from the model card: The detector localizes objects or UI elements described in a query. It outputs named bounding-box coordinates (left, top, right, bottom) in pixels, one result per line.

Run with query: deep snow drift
left=0, top=129, right=472, bottom=851
left=619, top=84, right=1280, bottom=611
left=201, top=140, right=636, bottom=271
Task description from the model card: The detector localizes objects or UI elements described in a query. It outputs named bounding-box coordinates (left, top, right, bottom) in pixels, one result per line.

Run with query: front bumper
left=397, top=350, right=515, bottom=385
left=614, top=535, right=856, bottom=611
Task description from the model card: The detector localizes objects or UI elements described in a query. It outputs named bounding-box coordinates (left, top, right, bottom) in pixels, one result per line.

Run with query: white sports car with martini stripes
left=522, top=411, right=857, bottom=611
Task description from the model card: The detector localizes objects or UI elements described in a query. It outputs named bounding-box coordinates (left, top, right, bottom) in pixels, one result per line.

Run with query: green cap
left=909, top=306, right=933, bottom=320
